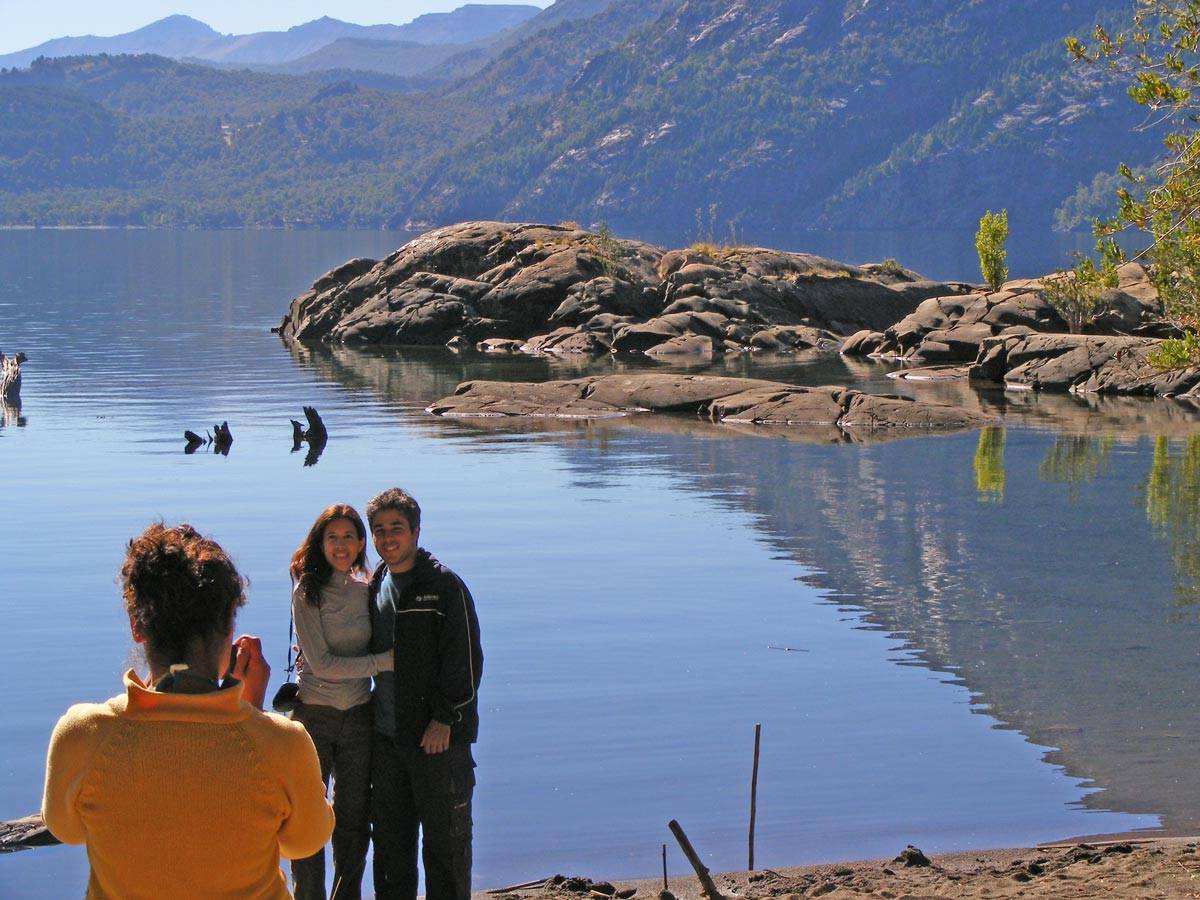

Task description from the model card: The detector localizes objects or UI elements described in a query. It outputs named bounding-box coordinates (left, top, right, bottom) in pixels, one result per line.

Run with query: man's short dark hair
left=367, top=487, right=421, bottom=531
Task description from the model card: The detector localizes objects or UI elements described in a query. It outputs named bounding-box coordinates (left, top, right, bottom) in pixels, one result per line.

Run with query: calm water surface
left=1, top=231, right=1196, bottom=898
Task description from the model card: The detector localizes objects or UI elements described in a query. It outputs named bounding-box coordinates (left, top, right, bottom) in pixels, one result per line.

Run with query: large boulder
left=427, top=373, right=994, bottom=435
left=967, top=333, right=1200, bottom=397
left=844, top=263, right=1170, bottom=363
left=277, top=222, right=973, bottom=354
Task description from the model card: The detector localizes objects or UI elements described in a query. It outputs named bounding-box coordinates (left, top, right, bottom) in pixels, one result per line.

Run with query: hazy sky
left=0, top=0, right=554, bottom=55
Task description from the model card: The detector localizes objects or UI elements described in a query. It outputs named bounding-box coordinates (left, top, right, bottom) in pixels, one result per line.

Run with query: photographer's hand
left=232, top=635, right=271, bottom=710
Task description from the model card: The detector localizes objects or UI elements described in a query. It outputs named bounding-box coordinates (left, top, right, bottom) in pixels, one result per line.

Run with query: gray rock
left=278, top=221, right=970, bottom=351
left=611, top=312, right=727, bottom=353
left=862, top=263, right=1169, bottom=363
left=645, top=334, right=721, bottom=356
left=839, top=330, right=887, bottom=355
left=427, top=373, right=993, bottom=434
left=967, top=333, right=1200, bottom=396
left=749, top=325, right=840, bottom=351
left=523, top=328, right=611, bottom=354
left=476, top=338, right=526, bottom=354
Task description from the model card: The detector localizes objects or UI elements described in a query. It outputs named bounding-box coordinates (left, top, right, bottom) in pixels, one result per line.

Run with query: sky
left=0, top=0, right=554, bottom=55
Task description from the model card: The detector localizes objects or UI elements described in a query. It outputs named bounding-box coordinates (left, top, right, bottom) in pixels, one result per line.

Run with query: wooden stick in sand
left=487, top=878, right=553, bottom=894
left=662, top=843, right=668, bottom=890
left=748, top=722, right=761, bottom=871
left=667, top=820, right=724, bottom=900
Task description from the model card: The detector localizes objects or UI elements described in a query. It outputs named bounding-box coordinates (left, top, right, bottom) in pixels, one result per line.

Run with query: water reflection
left=1143, top=436, right=1200, bottom=611
left=0, top=400, right=24, bottom=429
left=974, top=427, right=1006, bottom=502
left=1038, top=436, right=1113, bottom=503
left=289, top=344, right=1200, bottom=834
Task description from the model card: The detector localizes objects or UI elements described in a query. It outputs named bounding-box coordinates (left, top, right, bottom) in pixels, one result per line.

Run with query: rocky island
left=278, top=221, right=1200, bottom=426
left=277, top=221, right=973, bottom=355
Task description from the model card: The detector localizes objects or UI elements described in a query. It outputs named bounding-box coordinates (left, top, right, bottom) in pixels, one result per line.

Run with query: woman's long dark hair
left=290, top=505, right=369, bottom=607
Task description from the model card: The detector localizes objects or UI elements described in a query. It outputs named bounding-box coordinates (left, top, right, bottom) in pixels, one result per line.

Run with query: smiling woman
left=288, top=504, right=393, bottom=900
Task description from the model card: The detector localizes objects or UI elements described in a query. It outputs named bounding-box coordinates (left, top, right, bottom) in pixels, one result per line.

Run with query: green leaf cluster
left=1069, top=1, right=1200, bottom=353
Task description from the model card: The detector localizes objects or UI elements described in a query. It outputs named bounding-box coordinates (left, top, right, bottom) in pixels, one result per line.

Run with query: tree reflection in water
left=1143, top=435, right=1200, bottom=612
left=1038, top=435, right=1113, bottom=503
left=973, top=426, right=1006, bottom=502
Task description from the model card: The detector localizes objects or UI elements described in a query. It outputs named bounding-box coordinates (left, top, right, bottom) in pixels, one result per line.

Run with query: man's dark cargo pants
left=370, top=731, right=475, bottom=900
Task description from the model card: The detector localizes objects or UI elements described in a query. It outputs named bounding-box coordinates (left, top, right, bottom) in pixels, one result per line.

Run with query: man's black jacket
left=370, top=549, right=483, bottom=746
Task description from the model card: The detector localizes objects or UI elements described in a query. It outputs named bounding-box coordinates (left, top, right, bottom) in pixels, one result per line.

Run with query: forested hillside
left=0, top=0, right=1165, bottom=235
left=409, top=0, right=1155, bottom=237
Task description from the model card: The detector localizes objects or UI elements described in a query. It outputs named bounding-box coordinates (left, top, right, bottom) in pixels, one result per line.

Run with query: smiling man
left=366, top=487, right=483, bottom=900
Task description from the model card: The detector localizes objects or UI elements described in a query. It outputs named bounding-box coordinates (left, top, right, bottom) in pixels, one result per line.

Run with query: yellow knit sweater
left=42, top=670, right=334, bottom=899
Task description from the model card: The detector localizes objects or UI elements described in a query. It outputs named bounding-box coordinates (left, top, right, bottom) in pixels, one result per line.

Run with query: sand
left=478, top=838, right=1200, bottom=900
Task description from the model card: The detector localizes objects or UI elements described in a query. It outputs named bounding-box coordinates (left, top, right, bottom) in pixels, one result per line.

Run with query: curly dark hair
left=289, top=505, right=369, bottom=607
left=366, top=487, right=421, bottom=531
left=121, top=523, right=246, bottom=668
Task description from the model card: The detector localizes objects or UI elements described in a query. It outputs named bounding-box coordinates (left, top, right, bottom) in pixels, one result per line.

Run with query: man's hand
left=232, top=635, right=271, bottom=711
left=420, top=720, right=451, bottom=755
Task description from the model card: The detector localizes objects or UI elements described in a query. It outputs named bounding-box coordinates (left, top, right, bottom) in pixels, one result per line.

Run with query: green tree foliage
left=975, top=209, right=1009, bottom=291
left=1040, top=247, right=1120, bottom=332
left=413, top=0, right=1148, bottom=233
left=1067, top=1, right=1200, bottom=366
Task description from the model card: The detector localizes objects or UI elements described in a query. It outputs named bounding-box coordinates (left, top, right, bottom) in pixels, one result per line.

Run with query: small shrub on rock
left=975, top=209, right=1009, bottom=291
left=1041, top=246, right=1119, bottom=334
left=1148, top=331, right=1200, bottom=370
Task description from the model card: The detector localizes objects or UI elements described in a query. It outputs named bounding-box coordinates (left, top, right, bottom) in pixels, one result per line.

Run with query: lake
left=0, top=229, right=1195, bottom=898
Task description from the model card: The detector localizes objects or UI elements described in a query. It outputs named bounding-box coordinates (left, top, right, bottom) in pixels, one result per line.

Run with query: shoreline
left=475, top=835, right=1200, bottom=900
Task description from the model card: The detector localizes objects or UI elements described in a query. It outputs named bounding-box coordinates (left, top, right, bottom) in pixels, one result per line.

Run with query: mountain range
left=0, top=6, right=542, bottom=72
left=0, top=0, right=1166, bottom=240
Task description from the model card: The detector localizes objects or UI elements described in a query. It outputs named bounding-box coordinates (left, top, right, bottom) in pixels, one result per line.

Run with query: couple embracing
left=289, top=487, right=483, bottom=900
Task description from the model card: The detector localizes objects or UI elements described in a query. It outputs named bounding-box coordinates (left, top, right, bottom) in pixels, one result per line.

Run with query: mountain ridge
left=0, top=0, right=1166, bottom=237
left=0, top=5, right=541, bottom=70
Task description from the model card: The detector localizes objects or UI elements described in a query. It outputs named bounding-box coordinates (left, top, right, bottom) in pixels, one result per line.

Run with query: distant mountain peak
left=138, top=15, right=220, bottom=36
left=291, top=16, right=348, bottom=31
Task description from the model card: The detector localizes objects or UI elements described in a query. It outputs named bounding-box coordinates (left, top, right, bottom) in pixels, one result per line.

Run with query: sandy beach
left=479, top=837, right=1200, bottom=900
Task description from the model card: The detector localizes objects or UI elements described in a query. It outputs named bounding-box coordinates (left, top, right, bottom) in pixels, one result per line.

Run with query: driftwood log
left=667, top=819, right=725, bottom=900
left=0, top=813, right=59, bottom=853
left=0, top=351, right=26, bottom=404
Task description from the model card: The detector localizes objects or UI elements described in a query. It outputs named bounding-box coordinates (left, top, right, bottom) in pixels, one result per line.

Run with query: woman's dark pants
left=290, top=702, right=374, bottom=900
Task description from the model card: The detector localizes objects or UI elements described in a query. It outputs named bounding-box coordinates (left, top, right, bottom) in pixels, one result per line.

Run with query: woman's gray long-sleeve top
left=293, top=572, right=393, bottom=710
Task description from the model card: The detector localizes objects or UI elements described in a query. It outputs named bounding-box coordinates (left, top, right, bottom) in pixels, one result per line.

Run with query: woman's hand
left=232, top=635, right=271, bottom=710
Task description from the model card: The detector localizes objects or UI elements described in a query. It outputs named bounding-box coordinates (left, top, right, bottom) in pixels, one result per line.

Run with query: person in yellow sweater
left=42, top=522, right=334, bottom=900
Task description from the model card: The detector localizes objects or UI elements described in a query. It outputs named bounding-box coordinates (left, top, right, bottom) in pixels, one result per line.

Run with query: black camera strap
left=286, top=612, right=296, bottom=681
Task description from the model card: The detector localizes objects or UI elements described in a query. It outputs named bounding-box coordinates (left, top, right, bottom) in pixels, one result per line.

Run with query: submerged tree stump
left=0, top=351, right=25, bottom=404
